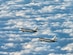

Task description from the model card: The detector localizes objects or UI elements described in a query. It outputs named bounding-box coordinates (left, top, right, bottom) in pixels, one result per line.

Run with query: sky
left=0, top=0, right=73, bottom=55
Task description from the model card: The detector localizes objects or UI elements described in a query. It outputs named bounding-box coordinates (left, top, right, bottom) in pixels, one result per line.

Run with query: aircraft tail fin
left=33, top=27, right=38, bottom=30
left=20, top=28, right=25, bottom=32
left=51, top=35, right=57, bottom=41
left=20, top=28, right=24, bottom=30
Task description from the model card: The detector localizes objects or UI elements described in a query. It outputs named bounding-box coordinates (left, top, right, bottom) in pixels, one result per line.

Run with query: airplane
left=20, top=27, right=38, bottom=33
left=39, top=35, right=57, bottom=42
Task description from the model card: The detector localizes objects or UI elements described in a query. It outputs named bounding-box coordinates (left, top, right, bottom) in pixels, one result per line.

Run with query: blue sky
left=0, top=0, right=73, bottom=55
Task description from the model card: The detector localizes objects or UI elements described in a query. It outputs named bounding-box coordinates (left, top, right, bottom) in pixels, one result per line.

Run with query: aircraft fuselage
left=39, top=38, right=56, bottom=42
left=21, top=28, right=37, bottom=32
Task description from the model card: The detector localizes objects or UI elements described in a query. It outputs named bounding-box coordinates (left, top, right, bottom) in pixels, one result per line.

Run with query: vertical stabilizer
left=51, top=35, right=57, bottom=41
left=33, top=27, right=38, bottom=30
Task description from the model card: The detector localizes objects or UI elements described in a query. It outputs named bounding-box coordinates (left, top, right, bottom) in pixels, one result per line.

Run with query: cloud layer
left=0, top=0, right=73, bottom=55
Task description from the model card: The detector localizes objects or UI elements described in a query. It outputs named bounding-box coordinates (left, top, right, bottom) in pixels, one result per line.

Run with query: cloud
left=64, top=0, right=72, bottom=2
left=42, top=29, right=55, bottom=35
left=38, top=5, right=54, bottom=13
left=62, top=21, right=73, bottom=28
left=0, top=0, right=73, bottom=55
left=0, top=52, right=8, bottom=55
left=20, top=38, right=51, bottom=54
left=1, top=43, right=15, bottom=49
left=62, top=29, right=73, bottom=34
left=7, top=34, right=23, bottom=42
left=9, top=52, right=21, bottom=55
left=35, top=17, right=47, bottom=21
left=54, top=14, right=67, bottom=19
left=0, top=0, right=33, bottom=18
left=6, top=19, right=36, bottom=28
left=24, top=2, right=41, bottom=6
left=60, top=38, right=73, bottom=41
left=48, top=53, right=73, bottom=55
left=61, top=43, right=73, bottom=52
left=54, top=30, right=62, bottom=32
left=15, top=11, right=25, bottom=17
left=50, top=22, right=60, bottom=27
left=70, top=33, right=73, bottom=36
left=60, top=20, right=73, bottom=36
left=55, top=0, right=59, bottom=2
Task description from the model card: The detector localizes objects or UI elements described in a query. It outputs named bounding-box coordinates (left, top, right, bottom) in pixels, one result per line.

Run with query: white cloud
left=7, top=1, right=16, bottom=5
left=60, top=20, right=73, bottom=36
left=54, top=30, right=62, bottom=32
left=38, top=5, right=54, bottom=13
left=9, top=52, right=21, bottom=55
left=34, top=47, right=43, bottom=51
left=8, top=34, right=20, bottom=37
left=51, top=22, right=60, bottom=27
left=64, top=0, right=72, bottom=2
left=21, top=38, right=51, bottom=54
left=42, top=30, right=51, bottom=34
left=55, top=0, right=72, bottom=10
left=54, top=14, right=66, bottom=19
left=6, top=0, right=24, bottom=5
left=0, top=0, right=33, bottom=18
left=15, top=11, right=25, bottom=17
left=23, top=43, right=34, bottom=49
left=0, top=0, right=73, bottom=55
left=48, top=53, right=73, bottom=55
left=14, top=0, right=23, bottom=3
left=56, top=46, right=61, bottom=49
left=1, top=43, right=15, bottom=49
left=25, top=2, right=41, bottom=6
left=54, top=0, right=59, bottom=2
left=62, top=29, right=73, bottom=34
left=5, top=43, right=14, bottom=47
left=6, top=19, right=36, bottom=29
left=61, top=43, right=73, bottom=52
left=0, top=52, right=8, bottom=55
left=35, top=17, right=46, bottom=21
left=60, top=38, right=73, bottom=41
left=34, top=46, right=50, bottom=52
left=61, top=2, right=71, bottom=7
left=41, top=28, right=56, bottom=35
left=31, top=38, right=39, bottom=42
left=7, top=36, right=23, bottom=42
left=0, top=10, right=13, bottom=17
left=70, top=33, right=73, bottom=36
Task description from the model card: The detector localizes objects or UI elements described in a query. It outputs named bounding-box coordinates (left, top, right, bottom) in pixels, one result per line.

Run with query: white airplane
left=39, top=35, right=57, bottom=42
left=20, top=27, right=38, bottom=33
